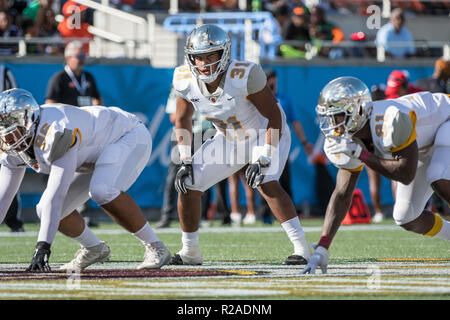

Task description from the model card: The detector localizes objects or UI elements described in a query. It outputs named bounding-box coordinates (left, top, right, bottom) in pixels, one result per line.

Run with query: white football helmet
left=316, top=76, right=372, bottom=136
left=0, top=88, right=40, bottom=163
left=184, top=24, right=231, bottom=83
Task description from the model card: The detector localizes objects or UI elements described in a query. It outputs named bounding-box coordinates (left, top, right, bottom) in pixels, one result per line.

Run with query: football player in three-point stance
left=302, top=77, right=450, bottom=274
left=0, top=89, right=171, bottom=271
left=171, top=24, right=311, bottom=265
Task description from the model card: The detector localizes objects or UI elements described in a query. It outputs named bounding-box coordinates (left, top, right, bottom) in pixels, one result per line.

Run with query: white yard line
left=0, top=224, right=400, bottom=237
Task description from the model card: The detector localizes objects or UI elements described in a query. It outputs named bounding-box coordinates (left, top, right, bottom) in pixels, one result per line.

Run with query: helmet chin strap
left=19, top=117, right=40, bottom=171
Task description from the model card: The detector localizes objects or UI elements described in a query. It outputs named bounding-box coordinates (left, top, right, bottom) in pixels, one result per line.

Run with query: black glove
left=175, top=159, right=194, bottom=195
left=26, top=241, right=51, bottom=271
left=245, top=155, right=271, bottom=188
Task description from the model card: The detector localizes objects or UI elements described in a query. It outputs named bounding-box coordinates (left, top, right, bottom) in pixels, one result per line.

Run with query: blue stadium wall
left=5, top=62, right=433, bottom=211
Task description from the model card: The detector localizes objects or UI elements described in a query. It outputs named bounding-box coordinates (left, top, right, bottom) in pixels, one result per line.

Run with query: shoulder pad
left=173, top=65, right=192, bottom=94
left=381, top=106, right=415, bottom=152
left=39, top=122, right=77, bottom=163
left=227, top=60, right=255, bottom=90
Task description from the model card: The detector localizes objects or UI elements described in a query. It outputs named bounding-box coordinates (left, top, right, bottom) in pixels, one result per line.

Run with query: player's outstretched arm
left=246, top=85, right=283, bottom=188
left=174, top=97, right=194, bottom=159
left=247, top=85, right=283, bottom=147
left=302, top=168, right=360, bottom=274
left=174, top=97, right=195, bottom=194
left=27, top=148, right=77, bottom=271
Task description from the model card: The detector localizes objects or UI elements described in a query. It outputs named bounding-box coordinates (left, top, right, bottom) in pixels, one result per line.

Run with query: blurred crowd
left=167, top=0, right=450, bottom=14
left=0, top=0, right=448, bottom=57
left=270, top=1, right=448, bottom=59
left=0, top=0, right=97, bottom=56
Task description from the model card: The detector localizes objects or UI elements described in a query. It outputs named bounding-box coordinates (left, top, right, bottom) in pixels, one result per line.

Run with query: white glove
left=300, top=245, right=329, bottom=275
left=325, top=135, right=362, bottom=159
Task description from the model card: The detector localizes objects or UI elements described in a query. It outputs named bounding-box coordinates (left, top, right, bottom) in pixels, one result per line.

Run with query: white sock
left=181, top=231, right=199, bottom=254
left=74, top=226, right=102, bottom=248
left=434, top=216, right=450, bottom=241
left=281, top=217, right=311, bottom=259
left=132, top=222, right=160, bottom=245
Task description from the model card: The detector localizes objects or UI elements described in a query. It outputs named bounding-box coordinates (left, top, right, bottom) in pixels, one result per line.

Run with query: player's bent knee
left=427, top=163, right=449, bottom=186
left=89, top=183, right=121, bottom=206
left=392, top=200, right=421, bottom=226
left=35, top=203, right=43, bottom=220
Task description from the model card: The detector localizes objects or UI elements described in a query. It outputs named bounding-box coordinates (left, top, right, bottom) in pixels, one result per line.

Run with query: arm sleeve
left=247, top=64, right=267, bottom=94
left=0, top=165, right=25, bottom=224
left=36, top=146, right=77, bottom=244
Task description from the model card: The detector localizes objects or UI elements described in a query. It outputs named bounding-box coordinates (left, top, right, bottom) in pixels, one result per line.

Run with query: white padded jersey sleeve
left=0, top=165, right=26, bottom=224
left=36, top=145, right=78, bottom=244
left=247, top=64, right=267, bottom=95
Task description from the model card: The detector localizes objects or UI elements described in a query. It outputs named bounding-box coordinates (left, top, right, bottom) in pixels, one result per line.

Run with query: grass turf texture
left=0, top=218, right=449, bottom=300
left=0, top=218, right=448, bottom=264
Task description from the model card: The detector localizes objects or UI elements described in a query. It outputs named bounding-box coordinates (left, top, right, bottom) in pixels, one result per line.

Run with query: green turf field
left=0, top=218, right=449, bottom=300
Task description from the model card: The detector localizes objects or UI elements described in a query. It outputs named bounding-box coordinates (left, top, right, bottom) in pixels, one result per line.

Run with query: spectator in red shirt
left=384, top=70, right=422, bottom=99
left=57, top=1, right=93, bottom=54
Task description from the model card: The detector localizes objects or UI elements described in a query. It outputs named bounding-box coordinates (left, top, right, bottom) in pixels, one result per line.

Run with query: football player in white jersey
left=170, top=24, right=311, bottom=265
left=301, top=77, right=450, bottom=274
left=0, top=88, right=171, bottom=271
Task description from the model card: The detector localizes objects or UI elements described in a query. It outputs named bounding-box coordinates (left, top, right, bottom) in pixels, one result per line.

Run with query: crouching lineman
left=0, top=88, right=171, bottom=271
left=170, top=24, right=311, bottom=265
left=302, top=77, right=450, bottom=274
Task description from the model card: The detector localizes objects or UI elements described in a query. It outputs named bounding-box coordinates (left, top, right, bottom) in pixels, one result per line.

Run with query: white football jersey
left=325, top=92, right=450, bottom=170
left=370, top=92, right=450, bottom=158
left=173, top=60, right=287, bottom=142
left=0, top=104, right=141, bottom=173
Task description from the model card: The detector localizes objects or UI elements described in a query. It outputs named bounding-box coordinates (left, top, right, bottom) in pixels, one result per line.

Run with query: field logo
left=66, top=269, right=81, bottom=290
left=366, top=5, right=381, bottom=30
left=366, top=265, right=381, bottom=290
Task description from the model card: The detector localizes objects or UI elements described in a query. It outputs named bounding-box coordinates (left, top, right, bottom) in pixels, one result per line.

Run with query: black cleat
left=168, top=254, right=184, bottom=265
left=222, top=215, right=231, bottom=226
left=283, top=254, right=308, bottom=265
left=168, top=253, right=202, bottom=265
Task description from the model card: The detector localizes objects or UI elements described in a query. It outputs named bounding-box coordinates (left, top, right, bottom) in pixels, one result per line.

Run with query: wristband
left=318, top=235, right=332, bottom=249
left=178, top=144, right=191, bottom=160
left=262, top=143, right=276, bottom=159
left=358, top=149, right=372, bottom=162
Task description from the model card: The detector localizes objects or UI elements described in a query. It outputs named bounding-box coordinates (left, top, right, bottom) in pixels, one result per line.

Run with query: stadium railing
left=277, top=40, right=450, bottom=62
left=162, top=12, right=282, bottom=62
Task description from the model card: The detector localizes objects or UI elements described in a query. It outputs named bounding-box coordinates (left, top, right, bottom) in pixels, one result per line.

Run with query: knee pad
left=426, top=145, right=450, bottom=184
left=434, top=121, right=450, bottom=148
left=89, top=183, right=121, bottom=205
left=35, top=202, right=43, bottom=220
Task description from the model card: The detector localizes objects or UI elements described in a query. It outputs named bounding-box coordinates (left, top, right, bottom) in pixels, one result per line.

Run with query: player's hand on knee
left=300, top=245, right=329, bottom=275
left=245, top=155, right=271, bottom=188
left=175, top=158, right=194, bottom=195
left=26, top=241, right=51, bottom=272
